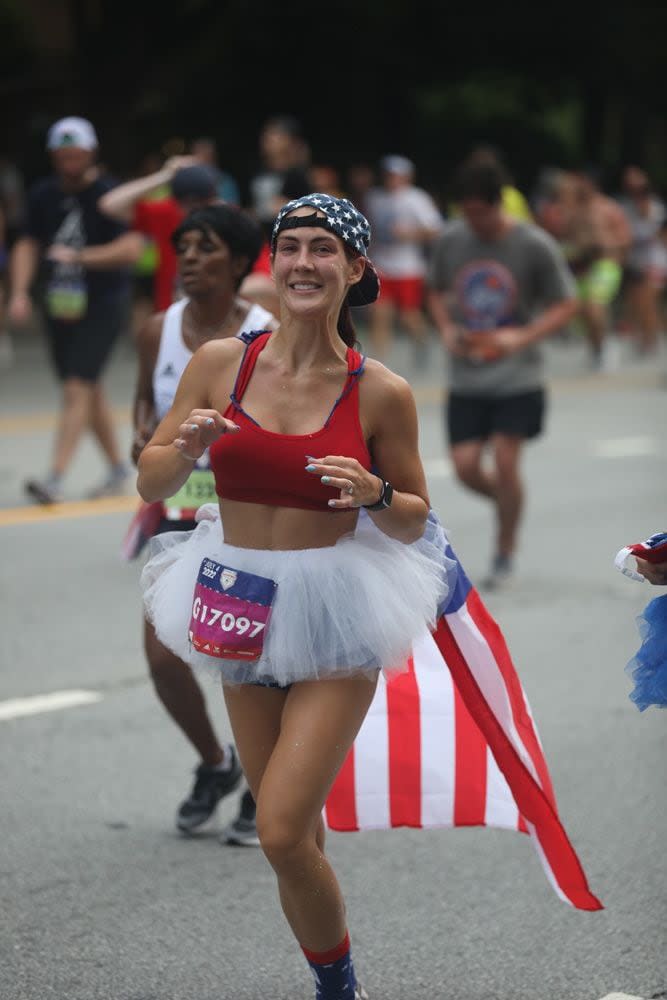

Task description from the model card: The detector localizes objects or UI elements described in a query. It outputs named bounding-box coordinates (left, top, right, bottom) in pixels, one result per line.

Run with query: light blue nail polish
left=327, top=500, right=336, bottom=507
left=305, top=464, right=316, bottom=472
left=206, top=418, right=214, bottom=426
left=321, top=475, right=330, bottom=484
left=190, top=424, right=197, bottom=432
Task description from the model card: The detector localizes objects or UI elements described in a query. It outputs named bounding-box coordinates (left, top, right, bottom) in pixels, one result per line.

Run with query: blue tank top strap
left=323, top=348, right=366, bottom=427
left=237, top=328, right=270, bottom=346
left=229, top=331, right=271, bottom=418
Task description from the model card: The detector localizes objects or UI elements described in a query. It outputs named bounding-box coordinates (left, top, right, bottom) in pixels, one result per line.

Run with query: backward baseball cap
left=47, top=116, right=98, bottom=151
left=271, top=193, right=380, bottom=306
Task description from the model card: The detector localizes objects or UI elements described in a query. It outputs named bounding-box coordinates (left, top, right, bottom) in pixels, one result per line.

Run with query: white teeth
left=292, top=283, right=319, bottom=290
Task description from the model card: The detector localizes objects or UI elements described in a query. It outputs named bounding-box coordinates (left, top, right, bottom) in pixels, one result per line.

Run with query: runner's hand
left=464, top=327, right=527, bottom=361
left=46, top=244, right=79, bottom=264
left=164, top=155, right=198, bottom=177
left=174, top=410, right=239, bottom=461
left=635, top=557, right=667, bottom=586
left=305, top=455, right=384, bottom=510
left=440, top=325, right=470, bottom=358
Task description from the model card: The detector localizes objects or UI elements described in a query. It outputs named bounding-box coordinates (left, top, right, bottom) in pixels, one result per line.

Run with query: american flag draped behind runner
left=325, top=517, right=603, bottom=912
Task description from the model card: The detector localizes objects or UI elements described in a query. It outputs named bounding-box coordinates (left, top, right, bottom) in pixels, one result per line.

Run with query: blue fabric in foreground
left=626, top=593, right=667, bottom=711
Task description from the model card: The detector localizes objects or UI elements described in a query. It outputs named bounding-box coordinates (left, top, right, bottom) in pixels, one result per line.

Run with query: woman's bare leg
left=224, top=674, right=378, bottom=950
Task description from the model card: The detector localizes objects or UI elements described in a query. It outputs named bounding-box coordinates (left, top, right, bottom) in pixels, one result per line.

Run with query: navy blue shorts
left=446, top=388, right=546, bottom=446
left=45, top=293, right=130, bottom=383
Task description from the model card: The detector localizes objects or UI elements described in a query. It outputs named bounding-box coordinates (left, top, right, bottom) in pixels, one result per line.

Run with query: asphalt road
left=1, top=325, right=666, bottom=1000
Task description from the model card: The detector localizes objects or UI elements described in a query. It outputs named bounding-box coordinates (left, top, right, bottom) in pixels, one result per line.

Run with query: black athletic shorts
left=154, top=516, right=197, bottom=536
left=446, top=388, right=546, bottom=445
left=44, top=293, right=130, bottom=382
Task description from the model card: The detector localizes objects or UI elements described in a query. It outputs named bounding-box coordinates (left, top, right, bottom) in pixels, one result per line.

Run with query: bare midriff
left=219, top=499, right=359, bottom=550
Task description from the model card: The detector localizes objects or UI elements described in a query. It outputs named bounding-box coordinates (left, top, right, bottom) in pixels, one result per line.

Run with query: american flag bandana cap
left=271, top=192, right=380, bottom=306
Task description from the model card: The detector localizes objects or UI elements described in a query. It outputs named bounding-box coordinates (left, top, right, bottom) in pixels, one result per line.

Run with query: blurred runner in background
left=130, top=202, right=277, bottom=842
left=8, top=116, right=143, bottom=504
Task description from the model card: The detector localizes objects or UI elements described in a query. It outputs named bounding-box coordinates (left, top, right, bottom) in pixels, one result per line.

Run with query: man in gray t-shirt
left=426, top=158, right=577, bottom=589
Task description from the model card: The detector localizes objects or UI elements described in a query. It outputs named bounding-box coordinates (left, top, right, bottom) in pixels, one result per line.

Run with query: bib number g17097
left=189, top=558, right=277, bottom=661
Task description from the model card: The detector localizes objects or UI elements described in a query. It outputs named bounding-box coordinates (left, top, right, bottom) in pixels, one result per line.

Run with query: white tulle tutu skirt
left=140, top=506, right=454, bottom=687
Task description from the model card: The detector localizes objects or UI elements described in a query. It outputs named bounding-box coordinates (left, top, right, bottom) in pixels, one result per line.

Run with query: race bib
left=189, top=558, right=277, bottom=661
left=46, top=276, right=88, bottom=321
left=164, top=469, right=217, bottom=519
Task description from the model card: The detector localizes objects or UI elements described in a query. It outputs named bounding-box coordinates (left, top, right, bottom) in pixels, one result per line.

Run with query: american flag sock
left=301, top=931, right=357, bottom=999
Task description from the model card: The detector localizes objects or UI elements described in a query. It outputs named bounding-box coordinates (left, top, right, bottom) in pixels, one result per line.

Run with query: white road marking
left=599, top=993, right=645, bottom=999
left=592, top=436, right=658, bottom=458
left=424, top=457, right=452, bottom=478
left=0, top=689, right=102, bottom=721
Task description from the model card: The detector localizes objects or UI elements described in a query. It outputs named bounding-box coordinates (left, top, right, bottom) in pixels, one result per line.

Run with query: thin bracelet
left=173, top=443, right=198, bottom=463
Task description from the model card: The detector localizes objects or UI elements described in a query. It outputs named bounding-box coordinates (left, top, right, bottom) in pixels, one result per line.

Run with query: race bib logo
left=220, top=568, right=238, bottom=591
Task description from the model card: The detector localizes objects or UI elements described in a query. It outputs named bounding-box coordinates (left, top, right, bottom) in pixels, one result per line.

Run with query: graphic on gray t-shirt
left=428, top=220, right=575, bottom=396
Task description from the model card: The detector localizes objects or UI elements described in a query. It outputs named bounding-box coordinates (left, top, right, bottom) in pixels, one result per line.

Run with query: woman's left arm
left=307, top=371, right=430, bottom=543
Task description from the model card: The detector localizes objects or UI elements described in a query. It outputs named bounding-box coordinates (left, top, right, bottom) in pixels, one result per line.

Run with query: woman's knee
left=451, top=449, right=483, bottom=487
left=256, top=813, right=313, bottom=872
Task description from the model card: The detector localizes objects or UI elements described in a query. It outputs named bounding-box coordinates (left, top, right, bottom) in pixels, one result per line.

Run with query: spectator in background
left=243, top=115, right=314, bottom=318
left=559, top=168, right=632, bottom=368
left=127, top=152, right=167, bottom=341
left=618, top=165, right=667, bottom=356
left=98, top=157, right=219, bottom=312
left=189, top=136, right=241, bottom=206
left=530, top=166, right=572, bottom=241
left=345, top=162, right=376, bottom=220
left=450, top=145, right=533, bottom=223
left=0, top=151, right=26, bottom=367
left=308, top=163, right=347, bottom=199
left=365, top=154, right=445, bottom=364
left=0, top=200, right=13, bottom=368
left=247, top=115, right=312, bottom=238
left=7, top=116, right=143, bottom=504
left=426, top=157, right=578, bottom=589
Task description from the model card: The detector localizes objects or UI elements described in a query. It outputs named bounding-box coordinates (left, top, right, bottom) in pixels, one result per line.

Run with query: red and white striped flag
left=325, top=526, right=603, bottom=912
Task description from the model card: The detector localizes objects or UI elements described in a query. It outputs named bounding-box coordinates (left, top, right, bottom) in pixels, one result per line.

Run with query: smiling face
left=174, top=225, right=241, bottom=297
left=271, top=208, right=365, bottom=314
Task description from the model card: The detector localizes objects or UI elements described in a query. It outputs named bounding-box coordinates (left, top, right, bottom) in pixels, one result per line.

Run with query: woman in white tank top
left=127, top=203, right=277, bottom=843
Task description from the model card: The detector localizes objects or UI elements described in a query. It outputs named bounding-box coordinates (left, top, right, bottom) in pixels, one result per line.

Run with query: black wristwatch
left=363, top=478, right=394, bottom=511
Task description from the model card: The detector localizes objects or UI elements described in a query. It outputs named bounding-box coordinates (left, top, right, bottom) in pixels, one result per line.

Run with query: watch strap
left=362, top=479, right=393, bottom=511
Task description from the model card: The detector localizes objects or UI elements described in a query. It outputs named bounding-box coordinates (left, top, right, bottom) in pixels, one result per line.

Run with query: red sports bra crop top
left=210, top=331, right=372, bottom=511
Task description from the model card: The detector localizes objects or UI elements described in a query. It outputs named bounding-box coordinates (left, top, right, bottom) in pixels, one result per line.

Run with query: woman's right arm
left=136, top=340, right=240, bottom=502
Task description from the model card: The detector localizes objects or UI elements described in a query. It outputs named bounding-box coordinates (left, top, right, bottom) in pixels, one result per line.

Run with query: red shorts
left=377, top=275, right=425, bottom=309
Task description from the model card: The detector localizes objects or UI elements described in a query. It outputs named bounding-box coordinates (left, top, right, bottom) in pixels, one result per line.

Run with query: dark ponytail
left=337, top=300, right=358, bottom=348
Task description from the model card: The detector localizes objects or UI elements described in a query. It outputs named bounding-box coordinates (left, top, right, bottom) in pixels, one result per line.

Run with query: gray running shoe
left=480, top=554, right=514, bottom=592
left=221, top=788, right=260, bottom=847
left=176, top=748, right=243, bottom=833
left=355, top=986, right=369, bottom=999
left=86, top=463, right=130, bottom=499
left=24, top=478, right=64, bottom=505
